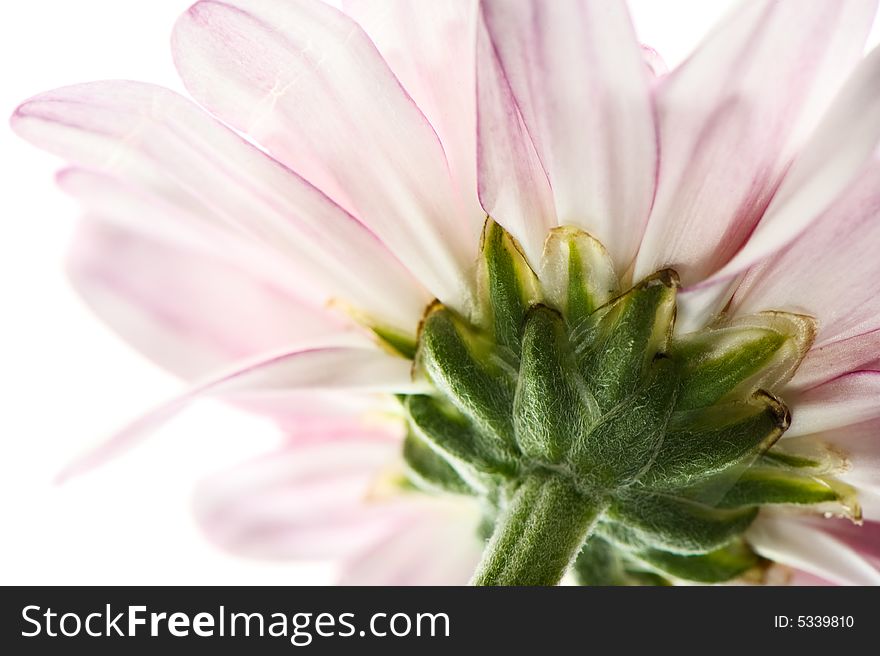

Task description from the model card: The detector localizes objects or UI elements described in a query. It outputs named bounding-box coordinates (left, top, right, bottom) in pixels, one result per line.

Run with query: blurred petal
left=195, top=435, right=407, bottom=560
left=69, top=217, right=348, bottom=380
left=338, top=498, right=483, bottom=585
left=172, top=0, right=471, bottom=307
left=59, top=345, right=421, bottom=480
left=787, top=370, right=880, bottom=438
left=344, top=0, right=483, bottom=241
left=11, top=81, right=428, bottom=332
left=478, top=0, right=655, bottom=269
left=731, top=161, right=880, bottom=344
left=749, top=512, right=880, bottom=585
left=636, top=0, right=878, bottom=283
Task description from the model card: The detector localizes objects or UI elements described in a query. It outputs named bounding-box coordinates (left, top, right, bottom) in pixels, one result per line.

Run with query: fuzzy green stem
left=470, top=472, right=606, bottom=586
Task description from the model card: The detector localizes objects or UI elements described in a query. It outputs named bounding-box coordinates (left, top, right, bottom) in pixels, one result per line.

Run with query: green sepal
left=575, top=270, right=678, bottom=408
left=540, top=227, right=618, bottom=327
left=714, top=467, right=846, bottom=508
left=671, top=312, right=816, bottom=411
left=417, top=305, right=519, bottom=456
left=605, top=490, right=758, bottom=554
left=570, top=356, right=679, bottom=489
left=478, top=218, right=539, bottom=355
left=629, top=541, right=760, bottom=583
left=641, top=390, right=789, bottom=489
left=574, top=536, right=671, bottom=586
left=406, top=394, right=518, bottom=476
left=402, top=431, right=473, bottom=496
left=513, top=305, right=598, bottom=465
left=371, top=325, right=418, bottom=360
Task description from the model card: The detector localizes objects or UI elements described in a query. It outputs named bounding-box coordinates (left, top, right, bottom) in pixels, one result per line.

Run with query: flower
left=11, top=0, right=880, bottom=585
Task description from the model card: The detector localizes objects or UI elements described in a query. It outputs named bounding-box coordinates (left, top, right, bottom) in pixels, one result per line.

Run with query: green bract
left=396, top=219, right=855, bottom=586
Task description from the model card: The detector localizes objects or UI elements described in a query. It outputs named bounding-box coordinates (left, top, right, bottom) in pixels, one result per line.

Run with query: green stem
left=470, top=472, right=606, bottom=586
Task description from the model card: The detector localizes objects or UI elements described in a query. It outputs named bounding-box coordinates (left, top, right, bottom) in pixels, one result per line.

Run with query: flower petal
left=706, top=42, right=880, bottom=286
left=478, top=0, right=655, bottom=270
left=731, top=160, right=880, bottom=345
left=786, top=370, right=880, bottom=438
left=59, top=345, right=421, bottom=481
left=748, top=512, right=880, bottom=585
left=68, top=216, right=348, bottom=380
left=11, top=81, right=428, bottom=333
left=636, top=0, right=878, bottom=283
left=343, top=0, right=483, bottom=241
left=337, top=498, right=483, bottom=585
left=474, top=13, right=555, bottom=265
left=791, top=327, right=880, bottom=392
left=195, top=435, right=407, bottom=560
left=172, top=0, right=471, bottom=307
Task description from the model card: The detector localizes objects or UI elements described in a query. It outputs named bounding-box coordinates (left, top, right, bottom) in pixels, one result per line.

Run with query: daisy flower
left=12, top=0, right=880, bottom=585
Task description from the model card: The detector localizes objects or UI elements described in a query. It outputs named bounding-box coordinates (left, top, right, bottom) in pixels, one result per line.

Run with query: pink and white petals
left=172, top=0, right=472, bottom=308
left=748, top=513, right=880, bottom=585
left=338, top=498, right=484, bottom=585
left=710, top=44, right=880, bottom=287
left=195, top=437, right=407, bottom=561
left=343, top=0, right=484, bottom=243
left=68, top=218, right=346, bottom=380
left=58, top=345, right=421, bottom=481
left=11, top=81, right=428, bottom=334
left=786, top=370, right=880, bottom=438
left=478, top=0, right=655, bottom=270
left=731, top=162, right=880, bottom=346
left=635, top=0, right=879, bottom=284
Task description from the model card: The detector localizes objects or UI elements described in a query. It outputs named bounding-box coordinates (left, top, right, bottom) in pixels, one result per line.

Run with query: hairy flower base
left=393, top=221, right=858, bottom=586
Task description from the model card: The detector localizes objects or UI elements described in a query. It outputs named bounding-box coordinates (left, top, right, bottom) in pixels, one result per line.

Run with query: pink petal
left=731, top=161, right=880, bottom=346
left=748, top=512, right=880, bottom=585
left=11, top=81, right=429, bottom=333
left=59, top=345, right=421, bottom=481
left=343, top=0, right=484, bottom=245
left=337, top=499, right=483, bottom=585
left=172, top=0, right=472, bottom=307
left=68, top=217, right=348, bottom=380
left=635, top=0, right=878, bottom=283
left=478, top=0, right=655, bottom=269
left=195, top=435, right=409, bottom=560
left=786, top=370, right=880, bottom=438
left=474, top=13, right=555, bottom=265
left=705, top=43, right=880, bottom=287
left=789, top=328, right=880, bottom=391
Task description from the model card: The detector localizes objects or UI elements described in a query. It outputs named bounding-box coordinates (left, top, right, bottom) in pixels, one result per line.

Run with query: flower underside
left=382, top=220, right=857, bottom=586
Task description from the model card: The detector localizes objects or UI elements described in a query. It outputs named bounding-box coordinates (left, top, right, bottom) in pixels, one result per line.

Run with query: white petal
left=479, top=0, right=655, bottom=270
left=172, top=0, right=472, bottom=307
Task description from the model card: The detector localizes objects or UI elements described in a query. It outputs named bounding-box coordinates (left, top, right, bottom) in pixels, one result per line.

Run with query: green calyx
left=398, top=219, right=853, bottom=586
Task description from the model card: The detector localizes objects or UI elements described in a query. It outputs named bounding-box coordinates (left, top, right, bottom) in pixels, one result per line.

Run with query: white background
left=1, top=1, right=877, bottom=584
